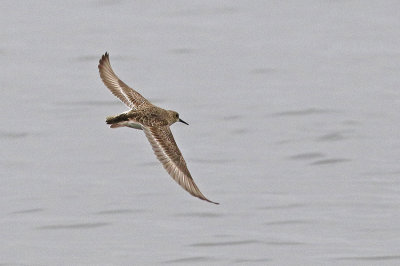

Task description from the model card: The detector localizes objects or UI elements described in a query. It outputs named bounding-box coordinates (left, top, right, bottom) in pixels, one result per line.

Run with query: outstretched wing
left=98, top=52, right=151, bottom=110
left=143, top=126, right=218, bottom=204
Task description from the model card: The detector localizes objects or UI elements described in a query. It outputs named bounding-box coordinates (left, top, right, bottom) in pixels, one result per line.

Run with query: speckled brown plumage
left=98, top=52, right=218, bottom=205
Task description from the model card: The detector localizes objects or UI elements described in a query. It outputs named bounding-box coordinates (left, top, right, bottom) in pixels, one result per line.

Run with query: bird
left=98, top=52, right=218, bottom=204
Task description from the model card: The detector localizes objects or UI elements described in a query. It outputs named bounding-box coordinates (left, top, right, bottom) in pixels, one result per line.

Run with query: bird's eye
left=176, top=114, right=179, bottom=118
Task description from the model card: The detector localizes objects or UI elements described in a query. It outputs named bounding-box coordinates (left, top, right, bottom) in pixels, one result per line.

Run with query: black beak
left=179, top=118, right=189, bottom=125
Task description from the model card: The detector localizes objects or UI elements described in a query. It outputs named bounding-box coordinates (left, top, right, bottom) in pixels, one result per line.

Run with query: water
left=2, top=1, right=400, bottom=265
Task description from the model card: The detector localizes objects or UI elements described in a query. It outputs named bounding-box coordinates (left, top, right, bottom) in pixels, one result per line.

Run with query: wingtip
left=203, top=198, right=219, bottom=205
left=98, top=52, right=110, bottom=69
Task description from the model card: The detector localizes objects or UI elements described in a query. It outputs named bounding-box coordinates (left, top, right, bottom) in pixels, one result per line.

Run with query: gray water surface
left=2, top=1, right=400, bottom=265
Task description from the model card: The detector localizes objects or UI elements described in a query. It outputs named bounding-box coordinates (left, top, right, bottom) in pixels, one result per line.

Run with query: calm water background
left=2, top=1, right=400, bottom=265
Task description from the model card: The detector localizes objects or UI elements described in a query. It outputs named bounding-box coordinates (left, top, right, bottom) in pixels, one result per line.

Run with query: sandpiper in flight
left=98, top=52, right=218, bottom=204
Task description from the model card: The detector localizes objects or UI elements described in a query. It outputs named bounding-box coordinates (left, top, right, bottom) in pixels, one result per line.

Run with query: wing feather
left=98, top=52, right=151, bottom=110
left=143, top=126, right=218, bottom=204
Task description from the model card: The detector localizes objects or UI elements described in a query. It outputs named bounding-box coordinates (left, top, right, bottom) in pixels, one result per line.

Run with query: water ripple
left=316, top=132, right=346, bottom=142
left=264, top=219, right=311, bottom=226
left=310, top=158, right=351, bottom=165
left=190, top=240, right=259, bottom=247
left=37, top=222, right=110, bottom=230
left=288, top=152, right=325, bottom=161
left=265, top=240, right=304, bottom=246
left=259, top=203, right=306, bottom=210
left=174, top=212, right=223, bottom=218
left=334, top=255, right=400, bottom=261
left=272, top=108, right=336, bottom=117
left=0, top=131, right=29, bottom=139
left=164, top=256, right=217, bottom=264
left=221, top=114, right=244, bottom=121
left=11, top=208, right=44, bottom=215
left=0, top=263, right=32, bottom=266
left=233, top=258, right=271, bottom=263
left=95, top=209, right=144, bottom=215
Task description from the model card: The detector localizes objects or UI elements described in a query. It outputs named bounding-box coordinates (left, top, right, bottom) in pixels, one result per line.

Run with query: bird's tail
left=106, top=113, right=129, bottom=125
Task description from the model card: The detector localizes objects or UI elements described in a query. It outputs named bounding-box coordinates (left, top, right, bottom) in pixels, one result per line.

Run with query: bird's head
left=169, top=110, right=189, bottom=125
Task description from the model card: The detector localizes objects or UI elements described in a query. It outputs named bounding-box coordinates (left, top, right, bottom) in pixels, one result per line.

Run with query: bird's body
left=106, top=106, right=178, bottom=127
left=98, top=52, right=218, bottom=204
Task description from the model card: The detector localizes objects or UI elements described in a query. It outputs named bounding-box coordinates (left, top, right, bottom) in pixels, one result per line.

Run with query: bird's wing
left=143, top=126, right=218, bottom=204
left=98, top=52, right=151, bottom=110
